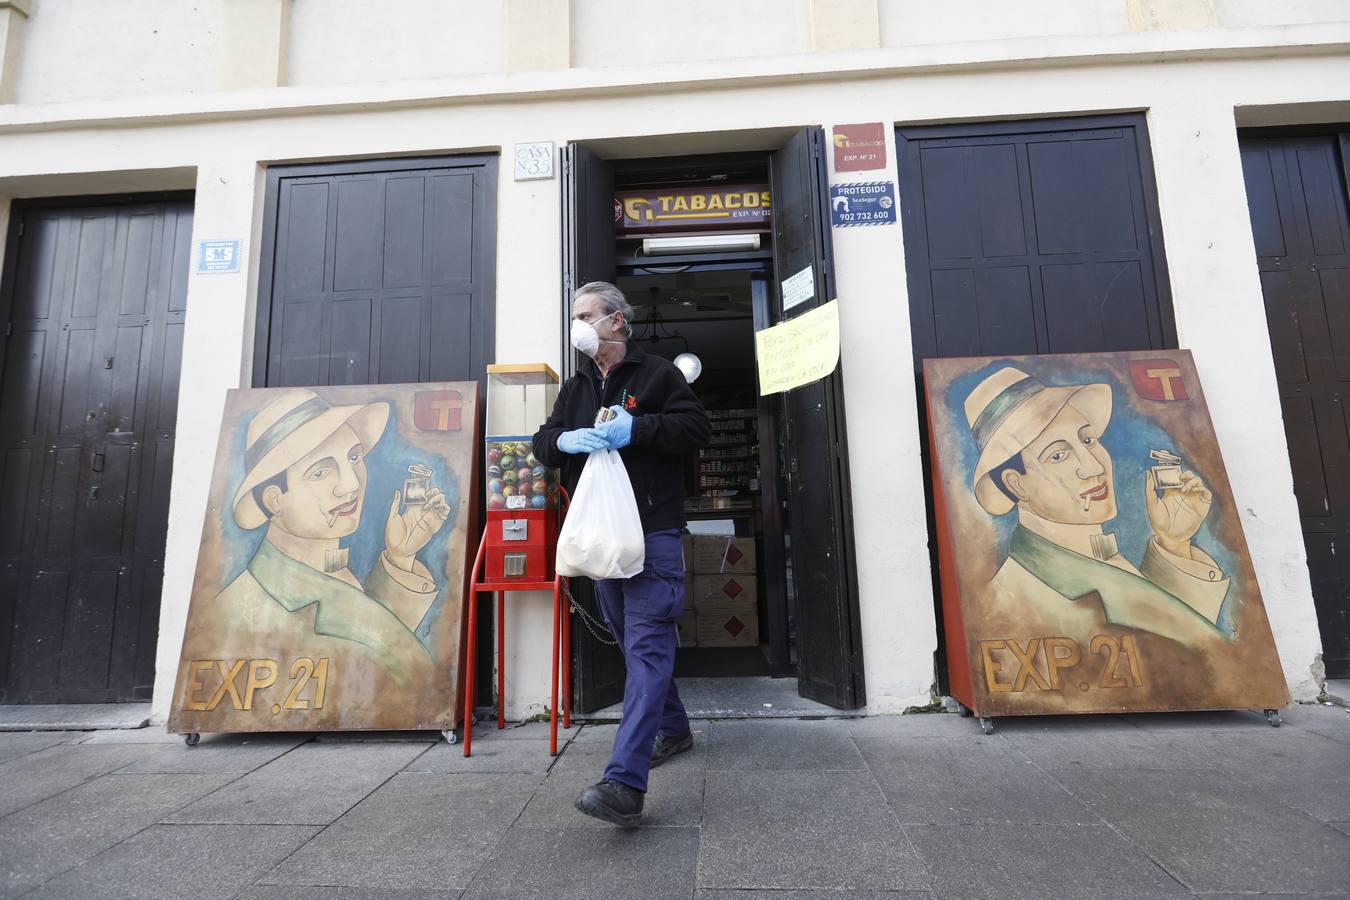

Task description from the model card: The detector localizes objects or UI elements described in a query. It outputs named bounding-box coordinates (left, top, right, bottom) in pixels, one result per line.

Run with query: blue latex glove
left=596, top=405, right=634, bottom=450
left=557, top=428, right=607, bottom=455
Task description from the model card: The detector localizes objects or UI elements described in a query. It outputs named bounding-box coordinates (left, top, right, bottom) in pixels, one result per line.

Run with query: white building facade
left=0, top=0, right=1344, bottom=723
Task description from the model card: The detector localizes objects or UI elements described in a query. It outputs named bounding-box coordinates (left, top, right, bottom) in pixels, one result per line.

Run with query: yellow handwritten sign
left=754, top=299, right=841, bottom=395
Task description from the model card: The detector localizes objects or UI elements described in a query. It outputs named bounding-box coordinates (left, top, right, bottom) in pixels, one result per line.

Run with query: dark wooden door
left=897, top=115, right=1176, bottom=690
left=254, top=155, right=498, bottom=389
left=1240, top=131, right=1350, bottom=678
left=561, top=142, right=626, bottom=714
left=769, top=127, right=865, bottom=709
left=0, top=195, right=193, bottom=703
left=898, top=115, right=1176, bottom=367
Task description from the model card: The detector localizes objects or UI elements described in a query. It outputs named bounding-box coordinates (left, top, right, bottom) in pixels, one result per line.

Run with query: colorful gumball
left=531, top=479, right=548, bottom=494
left=488, top=478, right=503, bottom=493
left=488, top=493, right=506, bottom=510
left=502, top=469, right=518, bottom=484
left=502, top=484, right=516, bottom=496
left=500, top=454, right=516, bottom=469
left=517, top=467, right=532, bottom=482
left=530, top=494, right=547, bottom=509
left=531, top=465, right=545, bottom=480
left=526, top=453, right=539, bottom=467
left=514, top=442, right=530, bottom=457
left=487, top=465, right=501, bottom=478
left=487, top=447, right=502, bottom=464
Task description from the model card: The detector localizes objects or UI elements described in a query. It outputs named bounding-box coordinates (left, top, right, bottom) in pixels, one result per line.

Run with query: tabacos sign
left=614, top=185, right=771, bottom=234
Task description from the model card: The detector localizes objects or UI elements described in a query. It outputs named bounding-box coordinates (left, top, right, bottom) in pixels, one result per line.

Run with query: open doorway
left=562, top=132, right=864, bottom=717
left=618, top=264, right=788, bottom=681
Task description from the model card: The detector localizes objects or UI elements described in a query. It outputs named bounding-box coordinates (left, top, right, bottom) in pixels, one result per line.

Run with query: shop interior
left=610, top=155, right=796, bottom=682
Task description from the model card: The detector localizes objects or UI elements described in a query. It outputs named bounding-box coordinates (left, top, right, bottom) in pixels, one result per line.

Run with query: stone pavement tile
left=80, top=725, right=189, bottom=744
left=119, top=734, right=307, bottom=775
left=1162, top=728, right=1350, bottom=822
left=261, top=773, right=537, bottom=891
left=1119, top=710, right=1280, bottom=732
left=405, top=738, right=556, bottom=775
left=0, top=773, right=234, bottom=897
left=571, top=721, right=711, bottom=755
left=241, top=888, right=460, bottom=899
left=699, top=770, right=930, bottom=891
left=0, top=730, right=88, bottom=764
left=846, top=713, right=978, bottom=740
left=705, top=719, right=865, bottom=771
left=27, top=824, right=320, bottom=900
left=166, top=741, right=430, bottom=825
left=313, top=730, right=450, bottom=743
left=1051, top=767, right=1350, bottom=893
left=520, top=743, right=704, bottom=828
left=465, top=721, right=581, bottom=742
left=462, top=826, right=698, bottom=899
left=994, top=716, right=1201, bottom=769
left=0, top=743, right=155, bottom=817
left=558, top=727, right=709, bottom=771
left=1333, top=821, right=1350, bottom=837
left=1294, top=704, right=1350, bottom=745
left=697, top=892, right=931, bottom=899
left=905, top=823, right=1187, bottom=899
left=856, top=737, right=1095, bottom=825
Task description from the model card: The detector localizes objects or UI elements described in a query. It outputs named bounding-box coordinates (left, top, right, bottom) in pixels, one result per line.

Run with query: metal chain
left=562, top=578, right=620, bottom=646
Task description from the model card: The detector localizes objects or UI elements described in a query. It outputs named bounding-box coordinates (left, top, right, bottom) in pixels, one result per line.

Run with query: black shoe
left=574, top=779, right=644, bottom=827
left=650, top=731, right=694, bottom=768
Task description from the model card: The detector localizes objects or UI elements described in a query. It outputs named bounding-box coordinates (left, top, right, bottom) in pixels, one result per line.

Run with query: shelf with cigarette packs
left=689, top=406, right=759, bottom=513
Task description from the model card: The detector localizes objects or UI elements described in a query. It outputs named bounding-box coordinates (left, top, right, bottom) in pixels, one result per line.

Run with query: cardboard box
left=676, top=609, right=698, bottom=647
left=690, top=535, right=757, bottom=575
left=697, top=602, right=759, bottom=647
left=691, top=574, right=756, bottom=611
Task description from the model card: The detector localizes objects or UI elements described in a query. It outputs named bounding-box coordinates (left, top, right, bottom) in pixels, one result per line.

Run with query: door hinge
left=92, top=452, right=105, bottom=473
left=16, top=222, right=24, bottom=237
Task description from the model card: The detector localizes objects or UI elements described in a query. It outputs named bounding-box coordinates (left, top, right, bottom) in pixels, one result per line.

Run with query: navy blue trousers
left=593, top=528, right=690, bottom=792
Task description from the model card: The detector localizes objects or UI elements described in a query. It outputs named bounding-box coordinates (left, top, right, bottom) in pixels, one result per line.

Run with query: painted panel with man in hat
left=169, top=382, right=479, bottom=734
left=923, top=351, right=1288, bottom=717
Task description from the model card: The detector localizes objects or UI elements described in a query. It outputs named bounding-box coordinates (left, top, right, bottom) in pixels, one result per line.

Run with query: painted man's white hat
left=964, top=367, right=1112, bottom=516
left=232, top=389, right=390, bottom=530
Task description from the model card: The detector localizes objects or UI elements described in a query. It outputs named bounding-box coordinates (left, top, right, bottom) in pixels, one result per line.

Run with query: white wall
left=15, top=0, right=225, bottom=104
left=286, top=0, right=506, bottom=86
left=572, top=0, right=810, bottom=67
left=0, top=27, right=1342, bottom=719
left=880, top=0, right=1129, bottom=48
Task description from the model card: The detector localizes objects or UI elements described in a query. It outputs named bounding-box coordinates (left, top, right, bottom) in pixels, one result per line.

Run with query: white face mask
left=570, top=311, right=618, bottom=358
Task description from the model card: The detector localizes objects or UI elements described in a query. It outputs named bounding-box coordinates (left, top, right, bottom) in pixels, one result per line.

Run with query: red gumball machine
left=482, top=363, right=561, bottom=581
left=462, top=363, right=569, bottom=758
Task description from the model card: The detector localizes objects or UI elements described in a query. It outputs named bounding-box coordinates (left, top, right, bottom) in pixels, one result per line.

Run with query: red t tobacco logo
left=1129, top=360, right=1188, bottom=401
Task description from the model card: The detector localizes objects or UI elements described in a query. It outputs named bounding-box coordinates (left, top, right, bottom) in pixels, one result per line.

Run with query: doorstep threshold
left=0, top=703, right=151, bottom=731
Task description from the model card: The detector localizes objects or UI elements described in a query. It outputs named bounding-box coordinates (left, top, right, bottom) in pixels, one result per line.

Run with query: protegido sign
left=614, top=184, right=771, bottom=234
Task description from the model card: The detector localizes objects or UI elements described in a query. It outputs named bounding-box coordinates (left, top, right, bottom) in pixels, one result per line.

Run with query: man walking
left=534, top=281, right=711, bottom=826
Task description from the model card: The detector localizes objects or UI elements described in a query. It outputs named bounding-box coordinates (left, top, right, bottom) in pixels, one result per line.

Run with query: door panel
left=254, top=156, right=498, bottom=391
left=769, top=127, right=865, bottom=709
left=1241, top=132, right=1350, bottom=677
left=0, top=196, right=192, bottom=703
left=900, top=116, right=1174, bottom=369
left=561, top=142, right=625, bottom=714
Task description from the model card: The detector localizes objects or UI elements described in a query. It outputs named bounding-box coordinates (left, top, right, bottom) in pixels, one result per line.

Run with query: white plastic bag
left=556, top=449, right=645, bottom=580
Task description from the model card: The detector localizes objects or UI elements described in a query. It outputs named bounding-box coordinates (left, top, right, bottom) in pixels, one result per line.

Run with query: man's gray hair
left=574, top=281, right=635, bottom=338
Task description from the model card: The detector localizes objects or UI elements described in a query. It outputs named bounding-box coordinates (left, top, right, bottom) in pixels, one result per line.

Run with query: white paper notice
left=781, top=265, right=815, bottom=312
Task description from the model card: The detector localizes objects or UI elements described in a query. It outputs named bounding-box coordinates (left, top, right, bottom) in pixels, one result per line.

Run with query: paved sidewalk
left=1, top=704, right=1348, bottom=899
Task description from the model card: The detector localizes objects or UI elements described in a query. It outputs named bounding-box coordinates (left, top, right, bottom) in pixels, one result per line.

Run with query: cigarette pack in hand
left=1150, top=449, right=1183, bottom=489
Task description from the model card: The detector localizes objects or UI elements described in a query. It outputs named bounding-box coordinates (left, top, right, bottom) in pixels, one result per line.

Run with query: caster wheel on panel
left=978, top=717, right=995, bottom=736
left=184, top=733, right=201, bottom=747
